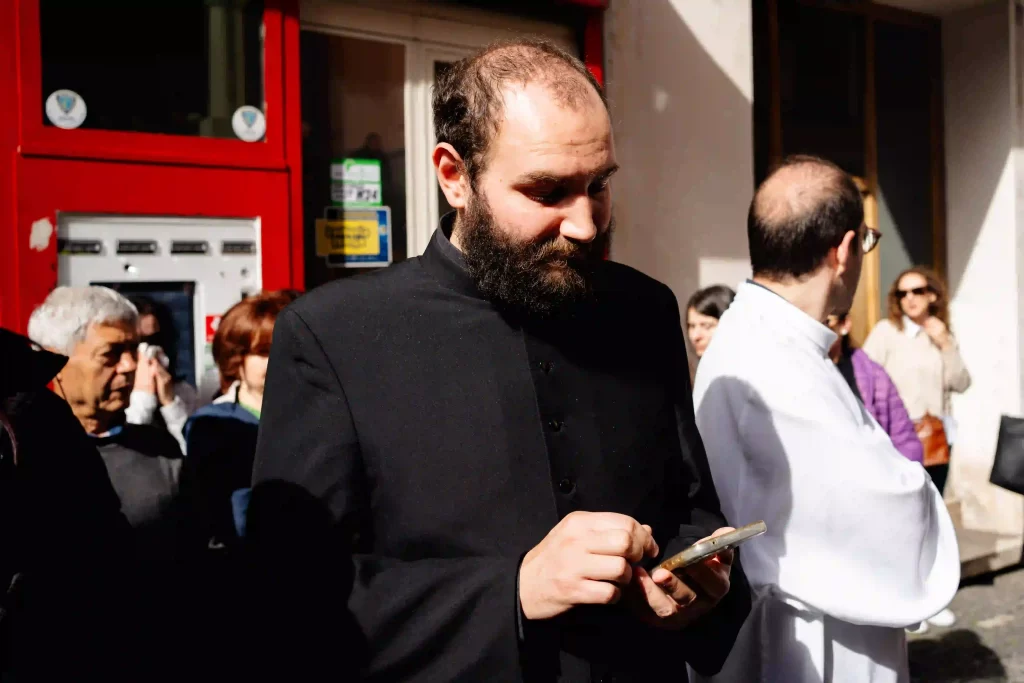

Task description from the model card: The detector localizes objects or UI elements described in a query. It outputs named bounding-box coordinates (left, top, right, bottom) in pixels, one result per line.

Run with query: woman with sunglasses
left=863, top=265, right=970, bottom=633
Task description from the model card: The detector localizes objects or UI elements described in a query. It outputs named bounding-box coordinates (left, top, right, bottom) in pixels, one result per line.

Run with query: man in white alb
left=691, top=155, right=959, bottom=683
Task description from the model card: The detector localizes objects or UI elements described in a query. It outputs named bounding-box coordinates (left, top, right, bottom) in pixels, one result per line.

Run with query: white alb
left=690, top=282, right=960, bottom=683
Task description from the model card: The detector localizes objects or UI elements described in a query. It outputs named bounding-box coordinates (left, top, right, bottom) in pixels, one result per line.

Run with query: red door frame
left=557, top=0, right=607, bottom=86
left=16, top=0, right=288, bottom=169
left=1, top=0, right=303, bottom=333
left=0, top=0, right=605, bottom=332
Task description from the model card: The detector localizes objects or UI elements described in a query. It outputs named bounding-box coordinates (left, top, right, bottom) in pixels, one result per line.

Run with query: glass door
left=298, top=2, right=575, bottom=291
left=300, top=30, right=409, bottom=288
left=421, top=47, right=480, bottom=248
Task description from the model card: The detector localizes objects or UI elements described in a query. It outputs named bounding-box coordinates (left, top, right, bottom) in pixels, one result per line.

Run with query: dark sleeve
left=661, top=287, right=752, bottom=676
left=250, top=308, right=526, bottom=681
left=178, top=417, right=236, bottom=548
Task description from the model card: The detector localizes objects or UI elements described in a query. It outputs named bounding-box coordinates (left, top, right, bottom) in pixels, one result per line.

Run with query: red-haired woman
left=179, top=290, right=299, bottom=550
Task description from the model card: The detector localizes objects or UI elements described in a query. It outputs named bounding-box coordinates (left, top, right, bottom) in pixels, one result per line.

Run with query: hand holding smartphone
left=658, top=520, right=767, bottom=574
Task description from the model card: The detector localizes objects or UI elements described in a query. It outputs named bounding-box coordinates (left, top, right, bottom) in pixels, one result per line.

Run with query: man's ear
left=834, top=230, right=857, bottom=278
left=432, top=143, right=470, bottom=210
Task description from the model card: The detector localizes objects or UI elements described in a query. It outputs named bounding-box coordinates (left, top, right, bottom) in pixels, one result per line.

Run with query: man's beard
left=457, top=193, right=613, bottom=318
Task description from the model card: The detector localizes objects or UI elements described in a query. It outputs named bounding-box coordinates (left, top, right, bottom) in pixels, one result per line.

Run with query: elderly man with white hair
left=29, top=286, right=182, bottom=539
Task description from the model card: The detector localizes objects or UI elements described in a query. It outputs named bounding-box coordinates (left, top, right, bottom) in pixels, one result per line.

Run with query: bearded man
left=252, top=39, right=750, bottom=682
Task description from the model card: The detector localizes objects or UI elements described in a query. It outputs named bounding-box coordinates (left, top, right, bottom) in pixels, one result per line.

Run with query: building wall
left=942, top=0, right=1024, bottom=571
left=603, top=0, right=754, bottom=308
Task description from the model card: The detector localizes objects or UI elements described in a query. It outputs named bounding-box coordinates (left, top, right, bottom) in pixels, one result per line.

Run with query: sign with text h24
left=331, top=158, right=382, bottom=207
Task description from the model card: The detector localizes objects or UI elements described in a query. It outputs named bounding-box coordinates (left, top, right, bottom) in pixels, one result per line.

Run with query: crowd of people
left=0, top=38, right=973, bottom=682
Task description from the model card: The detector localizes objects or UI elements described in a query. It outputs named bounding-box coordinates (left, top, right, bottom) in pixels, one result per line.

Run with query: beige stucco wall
left=604, top=0, right=754, bottom=308
left=943, top=0, right=1024, bottom=574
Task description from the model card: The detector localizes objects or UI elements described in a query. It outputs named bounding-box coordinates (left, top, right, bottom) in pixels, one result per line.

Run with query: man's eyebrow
left=513, top=164, right=620, bottom=185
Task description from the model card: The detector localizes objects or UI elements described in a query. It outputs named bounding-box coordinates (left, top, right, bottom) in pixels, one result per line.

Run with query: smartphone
left=657, top=520, right=767, bottom=573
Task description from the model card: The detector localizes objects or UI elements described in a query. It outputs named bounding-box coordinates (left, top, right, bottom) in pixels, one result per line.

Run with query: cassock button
left=548, top=419, right=563, bottom=432
left=539, top=361, right=554, bottom=374
left=558, top=478, right=575, bottom=495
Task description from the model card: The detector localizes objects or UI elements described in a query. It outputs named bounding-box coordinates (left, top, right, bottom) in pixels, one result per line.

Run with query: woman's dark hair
left=686, top=285, right=736, bottom=320
left=888, top=266, right=950, bottom=331
left=831, top=311, right=854, bottom=355
left=130, top=295, right=178, bottom=377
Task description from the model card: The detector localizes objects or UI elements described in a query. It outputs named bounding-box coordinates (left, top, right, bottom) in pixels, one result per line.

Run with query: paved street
left=910, top=564, right=1024, bottom=682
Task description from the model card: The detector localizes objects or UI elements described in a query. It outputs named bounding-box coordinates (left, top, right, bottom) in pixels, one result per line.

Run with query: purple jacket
left=849, top=349, right=924, bottom=464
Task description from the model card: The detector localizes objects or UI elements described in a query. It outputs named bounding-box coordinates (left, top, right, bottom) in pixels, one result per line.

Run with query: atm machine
left=57, top=214, right=262, bottom=403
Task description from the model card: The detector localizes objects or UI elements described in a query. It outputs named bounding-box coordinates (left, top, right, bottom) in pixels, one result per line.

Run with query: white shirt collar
left=902, top=316, right=922, bottom=338
left=735, top=281, right=837, bottom=357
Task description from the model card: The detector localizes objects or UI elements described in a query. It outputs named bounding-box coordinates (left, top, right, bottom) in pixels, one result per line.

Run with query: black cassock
left=252, top=218, right=750, bottom=682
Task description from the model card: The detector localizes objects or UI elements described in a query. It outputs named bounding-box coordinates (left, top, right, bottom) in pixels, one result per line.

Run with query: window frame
left=18, top=0, right=287, bottom=169
left=300, top=0, right=576, bottom=261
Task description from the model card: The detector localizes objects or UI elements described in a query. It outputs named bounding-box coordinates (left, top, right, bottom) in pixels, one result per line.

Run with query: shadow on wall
left=604, top=0, right=754, bottom=307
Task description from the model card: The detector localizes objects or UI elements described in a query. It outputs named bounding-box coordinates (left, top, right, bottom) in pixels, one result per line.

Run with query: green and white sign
left=331, top=158, right=383, bottom=207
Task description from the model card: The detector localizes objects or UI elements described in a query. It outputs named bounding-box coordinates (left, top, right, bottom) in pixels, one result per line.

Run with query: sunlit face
left=441, top=79, right=617, bottom=314
left=58, top=321, right=138, bottom=429
left=474, top=80, right=615, bottom=262
left=686, top=308, right=720, bottom=358
left=897, top=272, right=936, bottom=321
left=239, top=353, right=269, bottom=398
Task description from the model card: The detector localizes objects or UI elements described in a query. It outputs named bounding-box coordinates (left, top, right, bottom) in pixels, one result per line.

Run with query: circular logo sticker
left=45, top=89, right=87, bottom=129
left=231, top=106, right=266, bottom=142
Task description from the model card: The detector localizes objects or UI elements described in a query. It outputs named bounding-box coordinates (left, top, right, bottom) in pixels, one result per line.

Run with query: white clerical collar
left=737, top=280, right=837, bottom=357
left=902, top=316, right=922, bottom=338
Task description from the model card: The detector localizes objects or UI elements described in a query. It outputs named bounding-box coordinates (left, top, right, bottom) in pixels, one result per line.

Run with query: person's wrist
left=518, top=549, right=538, bottom=620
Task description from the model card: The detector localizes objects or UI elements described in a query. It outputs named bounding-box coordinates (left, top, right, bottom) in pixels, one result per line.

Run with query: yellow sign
left=315, top=213, right=381, bottom=257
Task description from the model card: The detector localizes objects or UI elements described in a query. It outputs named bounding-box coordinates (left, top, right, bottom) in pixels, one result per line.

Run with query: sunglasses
left=861, top=226, right=881, bottom=254
left=896, top=286, right=931, bottom=300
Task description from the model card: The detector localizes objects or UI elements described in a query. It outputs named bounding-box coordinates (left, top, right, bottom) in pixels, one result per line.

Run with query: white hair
left=28, top=286, right=139, bottom=356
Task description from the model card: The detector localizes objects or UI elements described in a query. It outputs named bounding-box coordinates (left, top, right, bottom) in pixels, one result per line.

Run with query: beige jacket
left=862, top=318, right=971, bottom=420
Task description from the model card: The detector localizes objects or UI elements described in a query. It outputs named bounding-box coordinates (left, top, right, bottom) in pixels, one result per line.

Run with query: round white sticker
left=231, top=106, right=266, bottom=142
left=45, top=89, right=87, bottom=129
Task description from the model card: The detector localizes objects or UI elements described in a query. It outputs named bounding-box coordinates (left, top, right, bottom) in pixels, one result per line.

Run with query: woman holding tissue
left=125, top=296, right=197, bottom=452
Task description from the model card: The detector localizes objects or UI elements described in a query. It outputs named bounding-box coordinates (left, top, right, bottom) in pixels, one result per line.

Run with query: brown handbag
left=915, top=413, right=950, bottom=467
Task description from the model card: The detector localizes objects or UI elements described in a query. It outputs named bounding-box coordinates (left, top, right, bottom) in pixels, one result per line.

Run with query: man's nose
left=559, top=198, right=598, bottom=244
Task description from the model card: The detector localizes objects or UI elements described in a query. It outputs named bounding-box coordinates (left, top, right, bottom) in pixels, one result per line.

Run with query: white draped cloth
left=690, top=282, right=960, bottom=683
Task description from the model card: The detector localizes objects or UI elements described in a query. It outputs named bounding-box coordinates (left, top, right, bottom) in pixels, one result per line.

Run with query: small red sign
left=205, top=315, right=222, bottom=343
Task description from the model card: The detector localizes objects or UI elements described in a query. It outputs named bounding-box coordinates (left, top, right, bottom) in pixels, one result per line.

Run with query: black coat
left=0, top=329, right=177, bottom=681
left=252, top=224, right=751, bottom=682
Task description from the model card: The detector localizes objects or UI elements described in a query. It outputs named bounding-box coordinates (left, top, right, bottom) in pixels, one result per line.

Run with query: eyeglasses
left=861, top=226, right=881, bottom=254
left=897, top=286, right=930, bottom=299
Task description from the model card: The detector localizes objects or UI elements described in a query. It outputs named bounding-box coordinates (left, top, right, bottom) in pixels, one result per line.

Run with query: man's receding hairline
left=753, top=161, right=850, bottom=229
left=479, top=50, right=601, bottom=108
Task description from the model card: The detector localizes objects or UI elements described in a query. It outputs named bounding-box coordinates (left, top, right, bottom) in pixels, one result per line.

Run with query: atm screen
left=93, top=281, right=197, bottom=389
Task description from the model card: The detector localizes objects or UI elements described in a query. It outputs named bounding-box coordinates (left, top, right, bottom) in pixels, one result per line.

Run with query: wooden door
left=849, top=176, right=881, bottom=345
